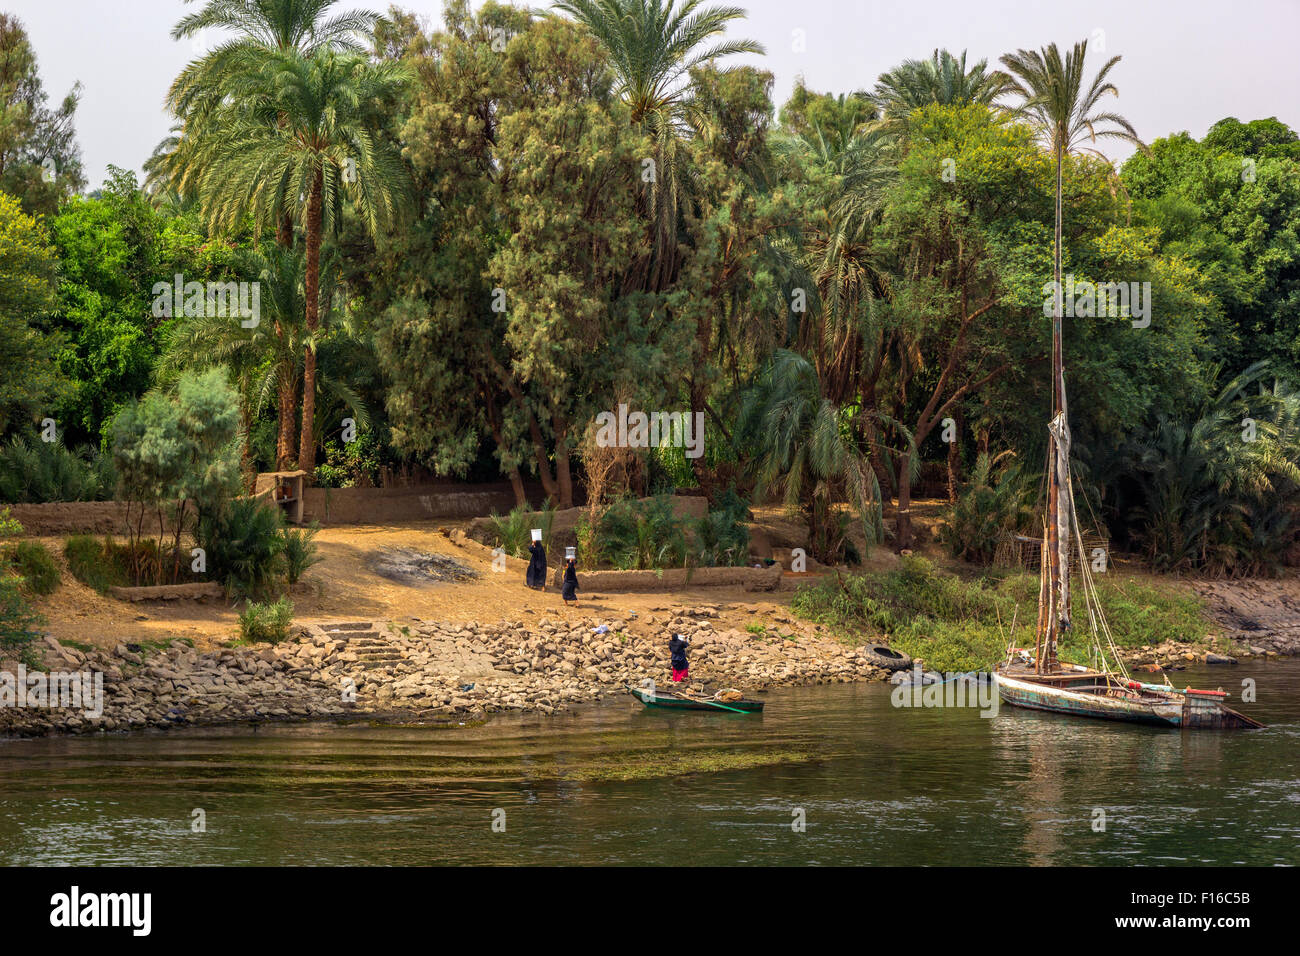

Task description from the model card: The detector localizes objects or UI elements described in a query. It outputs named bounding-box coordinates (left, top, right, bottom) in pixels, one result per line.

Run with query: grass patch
left=5, top=540, right=60, bottom=595
left=238, top=597, right=294, bottom=644
left=791, top=556, right=1213, bottom=671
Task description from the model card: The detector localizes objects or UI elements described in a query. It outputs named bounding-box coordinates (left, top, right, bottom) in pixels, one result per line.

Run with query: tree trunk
left=895, top=448, right=914, bottom=552
left=276, top=362, right=297, bottom=471
left=554, top=416, right=573, bottom=509
left=946, top=410, right=963, bottom=503
left=239, top=393, right=256, bottom=494
left=298, top=168, right=324, bottom=478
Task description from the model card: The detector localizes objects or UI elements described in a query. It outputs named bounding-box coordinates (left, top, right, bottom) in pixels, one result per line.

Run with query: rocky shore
left=1, top=605, right=890, bottom=737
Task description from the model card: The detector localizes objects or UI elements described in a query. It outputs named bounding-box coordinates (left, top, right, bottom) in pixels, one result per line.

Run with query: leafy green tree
left=0, top=14, right=83, bottom=216
left=0, top=189, right=62, bottom=437
left=110, top=368, right=242, bottom=585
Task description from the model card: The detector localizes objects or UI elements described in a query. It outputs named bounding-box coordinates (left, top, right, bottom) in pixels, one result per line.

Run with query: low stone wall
left=303, top=482, right=523, bottom=525
left=5, top=482, right=530, bottom=534
left=108, top=582, right=225, bottom=602
left=553, top=563, right=783, bottom=593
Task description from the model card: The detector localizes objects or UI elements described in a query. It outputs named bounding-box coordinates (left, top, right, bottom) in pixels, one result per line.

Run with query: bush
left=198, top=498, right=287, bottom=599
left=64, top=535, right=129, bottom=592
left=0, top=437, right=116, bottom=503
left=939, top=453, right=1036, bottom=564
left=596, top=495, right=687, bottom=569
left=488, top=501, right=554, bottom=559
left=693, top=490, right=752, bottom=567
left=282, top=523, right=323, bottom=586
left=0, top=507, right=43, bottom=663
left=5, top=540, right=59, bottom=595
left=791, top=556, right=1212, bottom=672
left=238, top=597, right=294, bottom=643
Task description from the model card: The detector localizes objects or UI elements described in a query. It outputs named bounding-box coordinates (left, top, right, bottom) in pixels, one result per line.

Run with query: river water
left=2, top=661, right=1297, bottom=866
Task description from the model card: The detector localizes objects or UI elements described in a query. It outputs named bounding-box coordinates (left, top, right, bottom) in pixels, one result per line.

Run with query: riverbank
left=0, top=605, right=892, bottom=737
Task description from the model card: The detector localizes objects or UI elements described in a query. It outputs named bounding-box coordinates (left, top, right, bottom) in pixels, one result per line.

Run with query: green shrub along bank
left=0, top=508, right=44, bottom=663
left=575, top=493, right=752, bottom=571
left=792, top=556, right=1213, bottom=672
left=4, top=540, right=60, bottom=595
left=196, top=499, right=322, bottom=599
left=238, top=597, right=294, bottom=643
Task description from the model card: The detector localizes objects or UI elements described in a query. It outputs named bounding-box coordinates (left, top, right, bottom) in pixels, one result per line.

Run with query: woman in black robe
left=561, top=557, right=579, bottom=605
left=526, top=541, right=547, bottom=590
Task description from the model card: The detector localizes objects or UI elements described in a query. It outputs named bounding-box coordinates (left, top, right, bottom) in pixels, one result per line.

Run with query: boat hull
left=628, top=688, right=764, bottom=713
left=994, top=671, right=1261, bottom=730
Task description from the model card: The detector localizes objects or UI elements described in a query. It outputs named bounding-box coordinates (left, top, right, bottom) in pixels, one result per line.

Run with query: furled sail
left=1048, top=408, right=1071, bottom=630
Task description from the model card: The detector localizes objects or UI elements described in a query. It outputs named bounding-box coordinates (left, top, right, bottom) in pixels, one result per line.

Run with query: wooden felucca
left=992, top=266, right=1262, bottom=731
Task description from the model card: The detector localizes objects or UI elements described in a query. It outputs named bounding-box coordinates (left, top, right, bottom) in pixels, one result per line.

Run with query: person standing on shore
left=526, top=538, right=547, bottom=590
left=669, top=633, right=690, bottom=682
left=561, top=555, right=579, bottom=606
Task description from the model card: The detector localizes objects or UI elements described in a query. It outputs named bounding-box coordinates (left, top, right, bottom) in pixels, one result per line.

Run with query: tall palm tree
left=552, top=0, right=764, bottom=263
left=871, top=48, right=1009, bottom=135
left=168, top=0, right=380, bottom=118
left=157, top=0, right=380, bottom=238
left=998, top=39, right=1142, bottom=664
left=192, top=49, right=409, bottom=474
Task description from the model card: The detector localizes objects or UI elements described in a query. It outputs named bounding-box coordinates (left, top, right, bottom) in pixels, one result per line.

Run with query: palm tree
left=168, top=0, right=380, bottom=117
left=871, top=49, right=1009, bottom=135
left=552, top=0, right=764, bottom=262
left=737, top=349, right=911, bottom=562
left=1129, top=362, right=1300, bottom=573
left=157, top=0, right=380, bottom=237
left=191, top=48, right=409, bottom=474
left=158, top=243, right=370, bottom=477
left=998, top=39, right=1142, bottom=663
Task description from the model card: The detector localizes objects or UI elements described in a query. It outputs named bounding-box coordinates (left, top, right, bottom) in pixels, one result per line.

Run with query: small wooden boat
left=626, top=685, right=764, bottom=713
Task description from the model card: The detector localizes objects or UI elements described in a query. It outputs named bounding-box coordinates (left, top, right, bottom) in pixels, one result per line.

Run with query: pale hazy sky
left=7, top=0, right=1300, bottom=191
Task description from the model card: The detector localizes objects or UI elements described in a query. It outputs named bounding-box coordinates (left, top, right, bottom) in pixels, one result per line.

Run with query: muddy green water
left=2, top=661, right=1298, bottom=866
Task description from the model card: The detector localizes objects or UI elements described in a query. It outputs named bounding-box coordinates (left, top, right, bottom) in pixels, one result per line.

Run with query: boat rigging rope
left=1067, top=464, right=1130, bottom=683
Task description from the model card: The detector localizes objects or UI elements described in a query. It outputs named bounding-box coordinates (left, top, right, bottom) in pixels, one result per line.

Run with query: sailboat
left=992, top=291, right=1263, bottom=731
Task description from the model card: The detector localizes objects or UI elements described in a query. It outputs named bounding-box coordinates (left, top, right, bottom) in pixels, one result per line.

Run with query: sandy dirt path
left=29, top=521, right=810, bottom=652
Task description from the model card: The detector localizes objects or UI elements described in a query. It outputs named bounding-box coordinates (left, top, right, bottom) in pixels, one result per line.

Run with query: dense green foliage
left=4, top=539, right=58, bottom=595
left=0, top=1, right=1296, bottom=581
left=0, top=506, right=42, bottom=662
left=792, top=556, right=1210, bottom=671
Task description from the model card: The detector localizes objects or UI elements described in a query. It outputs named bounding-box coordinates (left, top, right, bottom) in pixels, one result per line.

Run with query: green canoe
left=627, top=685, right=764, bottom=713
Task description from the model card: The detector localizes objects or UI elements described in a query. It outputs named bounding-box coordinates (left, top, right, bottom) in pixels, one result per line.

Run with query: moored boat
left=992, top=174, right=1262, bottom=731
left=994, top=658, right=1262, bottom=729
left=627, top=685, right=764, bottom=713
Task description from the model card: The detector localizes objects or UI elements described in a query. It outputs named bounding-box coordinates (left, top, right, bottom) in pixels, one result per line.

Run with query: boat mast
left=1038, top=143, right=1071, bottom=675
